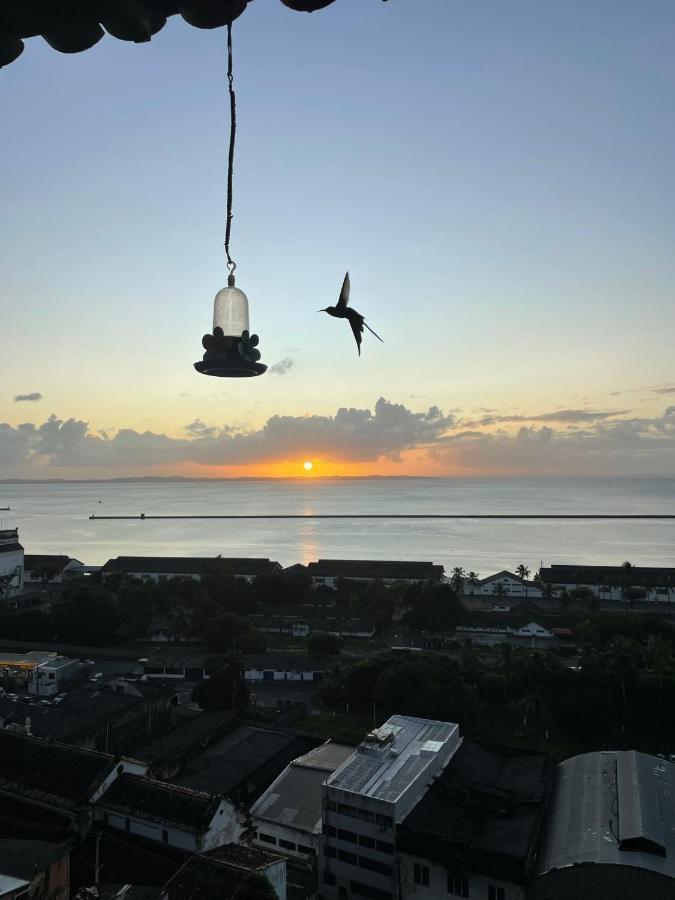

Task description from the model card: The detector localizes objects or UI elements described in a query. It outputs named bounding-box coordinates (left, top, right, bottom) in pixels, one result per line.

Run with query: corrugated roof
left=535, top=751, right=675, bottom=878
left=307, top=559, right=444, bottom=580
left=251, top=742, right=354, bottom=835
left=100, top=774, right=220, bottom=832
left=102, top=556, right=279, bottom=576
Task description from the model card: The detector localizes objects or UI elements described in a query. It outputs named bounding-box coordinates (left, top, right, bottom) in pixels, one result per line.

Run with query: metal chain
left=224, top=22, right=237, bottom=277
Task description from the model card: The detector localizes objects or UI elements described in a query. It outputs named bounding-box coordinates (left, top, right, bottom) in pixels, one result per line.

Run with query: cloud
left=268, top=357, right=294, bottom=376
left=14, top=393, right=42, bottom=403
left=464, top=408, right=630, bottom=427
left=184, top=419, right=219, bottom=439
left=0, top=399, right=455, bottom=475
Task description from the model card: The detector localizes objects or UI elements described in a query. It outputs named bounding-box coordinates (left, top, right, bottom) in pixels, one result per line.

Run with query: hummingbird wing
left=336, top=271, right=350, bottom=310
left=346, top=308, right=363, bottom=356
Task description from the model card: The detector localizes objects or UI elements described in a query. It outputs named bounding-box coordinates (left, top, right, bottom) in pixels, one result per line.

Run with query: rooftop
left=99, top=774, right=221, bottom=832
left=398, top=740, right=551, bottom=883
left=0, top=840, right=71, bottom=881
left=23, top=554, right=73, bottom=572
left=251, top=741, right=354, bottom=835
left=539, top=564, right=675, bottom=586
left=0, top=729, right=119, bottom=810
left=102, top=556, right=279, bottom=576
left=307, top=559, right=444, bottom=580
left=327, top=716, right=460, bottom=808
left=161, top=850, right=280, bottom=900
left=535, top=750, right=675, bottom=879
left=203, top=843, right=283, bottom=871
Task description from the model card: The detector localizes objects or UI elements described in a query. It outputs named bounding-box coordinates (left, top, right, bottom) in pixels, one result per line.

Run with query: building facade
left=0, top=529, right=23, bottom=598
left=307, top=560, right=444, bottom=589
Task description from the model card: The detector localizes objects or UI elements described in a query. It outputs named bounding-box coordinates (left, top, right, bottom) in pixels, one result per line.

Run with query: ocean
left=1, top=477, right=674, bottom=576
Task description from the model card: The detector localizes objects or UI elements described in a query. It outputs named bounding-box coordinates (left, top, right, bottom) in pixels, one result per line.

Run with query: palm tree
left=619, top=561, right=634, bottom=604
left=493, top=582, right=506, bottom=601
left=466, top=572, right=480, bottom=596
left=516, top=564, right=531, bottom=615
left=451, top=566, right=466, bottom=594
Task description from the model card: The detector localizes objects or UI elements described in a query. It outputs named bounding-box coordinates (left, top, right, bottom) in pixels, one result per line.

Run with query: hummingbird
left=318, top=271, right=384, bottom=356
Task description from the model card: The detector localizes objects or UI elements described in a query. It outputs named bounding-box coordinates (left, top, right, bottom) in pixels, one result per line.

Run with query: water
left=1, top=477, right=674, bottom=576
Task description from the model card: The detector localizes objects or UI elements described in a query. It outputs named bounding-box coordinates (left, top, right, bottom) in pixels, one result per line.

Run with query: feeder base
left=194, top=359, right=267, bottom=378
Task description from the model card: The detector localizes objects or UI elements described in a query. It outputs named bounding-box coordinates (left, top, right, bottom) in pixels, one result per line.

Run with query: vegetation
left=192, top=656, right=248, bottom=711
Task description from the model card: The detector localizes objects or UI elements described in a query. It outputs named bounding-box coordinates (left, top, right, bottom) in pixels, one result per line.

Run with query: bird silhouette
left=318, top=272, right=384, bottom=356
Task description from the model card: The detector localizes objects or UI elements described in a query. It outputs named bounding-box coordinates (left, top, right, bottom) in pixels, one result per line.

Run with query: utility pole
left=94, top=832, right=102, bottom=885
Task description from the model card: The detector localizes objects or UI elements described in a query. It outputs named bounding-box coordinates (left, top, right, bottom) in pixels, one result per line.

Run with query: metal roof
left=250, top=741, right=354, bottom=834
left=327, top=715, right=460, bottom=806
left=535, top=751, right=675, bottom=879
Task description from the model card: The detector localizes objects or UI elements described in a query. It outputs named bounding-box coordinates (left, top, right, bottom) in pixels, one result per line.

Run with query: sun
left=303, top=460, right=314, bottom=472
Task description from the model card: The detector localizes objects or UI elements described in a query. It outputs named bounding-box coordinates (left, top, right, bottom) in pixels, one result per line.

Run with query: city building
left=101, top=556, right=281, bottom=583
left=397, top=740, right=551, bottom=900
left=0, top=840, right=71, bottom=900
left=250, top=607, right=376, bottom=639
left=0, top=529, right=23, bottom=597
left=251, top=740, right=354, bottom=862
left=161, top=844, right=286, bottom=900
left=531, top=750, right=675, bottom=900
left=319, top=716, right=461, bottom=900
left=97, top=774, right=243, bottom=852
left=23, top=554, right=84, bottom=586
left=306, top=560, right=444, bottom=588
left=28, top=655, right=81, bottom=696
left=538, top=564, right=675, bottom=602
left=142, top=656, right=224, bottom=682
left=243, top=656, right=327, bottom=684
left=464, top=571, right=543, bottom=600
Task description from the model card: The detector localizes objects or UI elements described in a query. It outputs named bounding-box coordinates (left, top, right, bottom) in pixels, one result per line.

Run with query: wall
left=399, top=853, right=524, bottom=900
left=253, top=819, right=318, bottom=860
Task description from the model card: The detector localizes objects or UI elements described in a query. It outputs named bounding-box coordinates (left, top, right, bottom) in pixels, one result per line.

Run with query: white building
left=251, top=740, right=354, bottom=862
left=307, top=560, right=444, bottom=589
left=319, top=716, right=461, bottom=900
left=97, top=773, right=244, bottom=852
left=244, top=656, right=326, bottom=683
left=464, top=571, right=542, bottom=600
left=0, top=529, right=23, bottom=598
left=28, top=656, right=81, bottom=696
left=22, top=554, right=84, bottom=586
left=101, top=555, right=281, bottom=584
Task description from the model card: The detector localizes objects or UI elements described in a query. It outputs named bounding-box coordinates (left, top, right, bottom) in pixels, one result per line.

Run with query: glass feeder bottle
left=213, top=274, right=249, bottom=337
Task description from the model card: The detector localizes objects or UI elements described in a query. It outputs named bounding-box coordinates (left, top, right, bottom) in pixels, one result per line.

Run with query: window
left=325, top=825, right=337, bottom=837
left=325, top=844, right=337, bottom=858
left=414, top=864, right=430, bottom=887
left=359, top=835, right=375, bottom=849
left=48, top=672, right=55, bottom=680
left=338, top=828, right=358, bottom=844
left=162, top=829, right=169, bottom=843
left=258, top=833, right=277, bottom=845
left=376, top=813, right=393, bottom=828
left=298, top=844, right=313, bottom=855
left=338, top=849, right=358, bottom=865
left=349, top=881, right=393, bottom=900
left=279, top=839, right=296, bottom=851
left=326, top=800, right=337, bottom=812
left=124, top=818, right=130, bottom=832
left=376, top=840, right=394, bottom=855
left=488, top=887, right=505, bottom=900
left=358, top=808, right=376, bottom=824
left=338, top=803, right=359, bottom=818
left=323, top=871, right=336, bottom=886
left=358, top=855, right=392, bottom=876
left=447, top=872, right=469, bottom=897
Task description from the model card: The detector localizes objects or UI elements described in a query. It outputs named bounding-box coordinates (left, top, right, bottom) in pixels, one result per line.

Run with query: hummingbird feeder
left=194, top=22, right=266, bottom=378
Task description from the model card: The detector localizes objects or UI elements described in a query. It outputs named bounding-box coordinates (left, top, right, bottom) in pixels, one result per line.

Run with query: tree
left=308, top=632, right=341, bottom=657
left=466, top=572, right=480, bottom=595
left=51, top=585, right=122, bottom=645
left=450, top=567, right=466, bottom=594
left=645, top=634, right=674, bottom=713
left=515, top=564, right=531, bottom=613
left=192, top=657, right=248, bottom=711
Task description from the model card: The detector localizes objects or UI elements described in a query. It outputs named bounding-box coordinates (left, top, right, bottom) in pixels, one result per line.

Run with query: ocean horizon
left=2, top=476, right=674, bottom=574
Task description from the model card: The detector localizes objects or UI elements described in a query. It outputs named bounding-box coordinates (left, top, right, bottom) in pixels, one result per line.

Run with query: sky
left=2, top=0, right=675, bottom=478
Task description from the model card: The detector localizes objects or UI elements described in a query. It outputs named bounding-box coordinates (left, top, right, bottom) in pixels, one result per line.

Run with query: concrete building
left=531, top=750, right=675, bottom=900
left=307, top=560, right=444, bottom=589
left=464, top=571, right=543, bottom=600
left=397, top=740, right=551, bottom=900
left=161, top=844, right=286, bottom=900
left=251, top=740, right=354, bottom=862
left=0, top=529, right=23, bottom=598
left=319, top=716, right=461, bottom=900
left=244, top=656, right=327, bottom=683
left=23, top=554, right=84, bottom=586
left=0, top=840, right=71, bottom=900
left=539, top=564, right=675, bottom=603
left=28, top=656, right=81, bottom=696
left=101, top=556, right=281, bottom=583
left=98, top=774, right=244, bottom=852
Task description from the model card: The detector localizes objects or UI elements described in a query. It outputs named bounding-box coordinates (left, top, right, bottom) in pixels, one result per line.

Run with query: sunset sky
left=2, top=0, right=675, bottom=478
